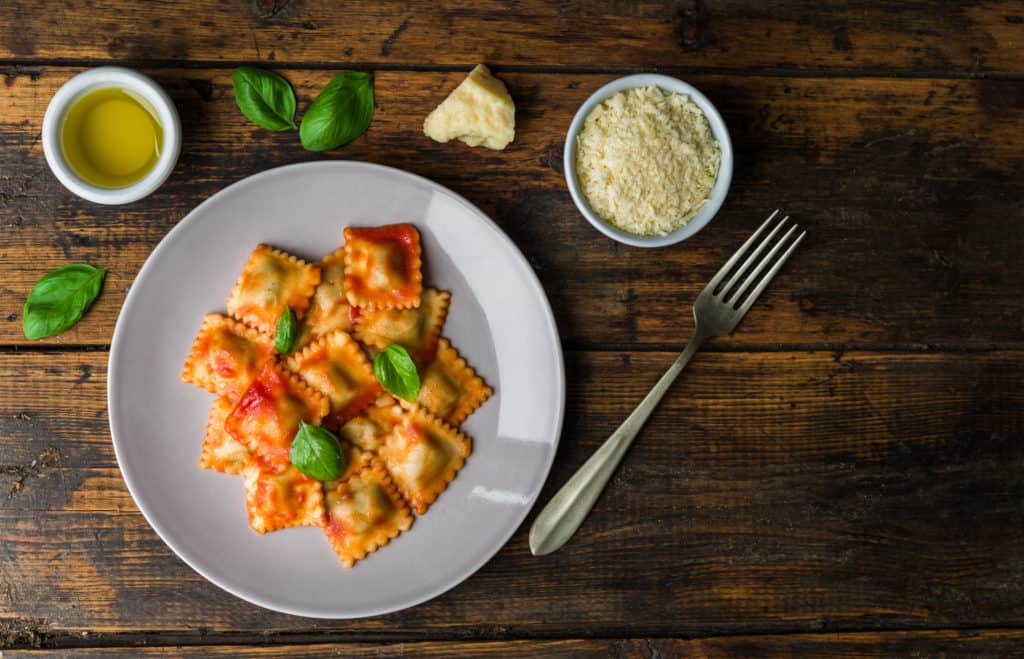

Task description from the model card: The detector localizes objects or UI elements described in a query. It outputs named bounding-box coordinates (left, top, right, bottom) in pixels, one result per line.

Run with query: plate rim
left=107, top=160, right=566, bottom=618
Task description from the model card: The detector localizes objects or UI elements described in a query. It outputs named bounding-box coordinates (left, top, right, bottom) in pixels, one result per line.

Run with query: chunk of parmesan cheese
left=423, top=64, right=515, bottom=150
left=575, top=85, right=721, bottom=237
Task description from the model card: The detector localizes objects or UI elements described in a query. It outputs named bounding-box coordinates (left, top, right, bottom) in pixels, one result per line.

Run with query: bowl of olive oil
left=42, top=67, right=181, bottom=205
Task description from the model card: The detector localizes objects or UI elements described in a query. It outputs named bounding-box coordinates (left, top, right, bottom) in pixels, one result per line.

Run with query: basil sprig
left=299, top=72, right=374, bottom=151
left=373, top=344, right=421, bottom=403
left=23, top=264, right=107, bottom=340
left=230, top=67, right=374, bottom=151
left=274, top=307, right=298, bottom=355
left=232, top=67, right=298, bottom=131
left=291, top=421, right=347, bottom=481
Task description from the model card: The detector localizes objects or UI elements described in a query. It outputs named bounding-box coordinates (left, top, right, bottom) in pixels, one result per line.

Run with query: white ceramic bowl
left=42, top=67, right=181, bottom=205
left=563, top=74, right=733, bottom=248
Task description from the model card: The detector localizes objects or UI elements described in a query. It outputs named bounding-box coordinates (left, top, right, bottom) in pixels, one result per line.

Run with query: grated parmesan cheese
left=575, top=85, right=721, bottom=237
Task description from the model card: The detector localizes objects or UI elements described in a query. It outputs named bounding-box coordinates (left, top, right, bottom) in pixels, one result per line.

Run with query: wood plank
left=9, top=630, right=1024, bottom=656
left=1, top=349, right=1021, bottom=634
left=0, top=1, right=1021, bottom=74
left=1, top=68, right=1022, bottom=348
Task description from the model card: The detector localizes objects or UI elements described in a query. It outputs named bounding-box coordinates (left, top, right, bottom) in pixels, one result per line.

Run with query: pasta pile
left=181, top=223, right=492, bottom=567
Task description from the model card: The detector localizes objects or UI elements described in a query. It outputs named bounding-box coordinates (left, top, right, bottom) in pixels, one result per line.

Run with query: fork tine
left=718, top=215, right=788, bottom=300
left=725, top=223, right=798, bottom=305
left=735, top=230, right=806, bottom=316
left=706, top=209, right=779, bottom=293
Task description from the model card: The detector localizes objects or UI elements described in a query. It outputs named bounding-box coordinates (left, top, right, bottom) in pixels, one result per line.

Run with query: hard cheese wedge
left=423, top=64, right=515, bottom=150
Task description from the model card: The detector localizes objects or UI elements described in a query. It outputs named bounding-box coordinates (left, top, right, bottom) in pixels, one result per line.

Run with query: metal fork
left=529, top=210, right=806, bottom=556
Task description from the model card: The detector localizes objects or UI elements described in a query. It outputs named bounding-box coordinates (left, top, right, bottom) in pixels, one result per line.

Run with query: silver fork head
left=694, top=209, right=806, bottom=336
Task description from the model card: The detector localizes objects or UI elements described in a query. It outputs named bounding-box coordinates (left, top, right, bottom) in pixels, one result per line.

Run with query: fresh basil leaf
left=299, top=71, right=374, bottom=151
left=23, top=264, right=107, bottom=340
left=232, top=66, right=298, bottom=131
left=290, top=421, right=347, bottom=481
left=373, top=344, right=420, bottom=403
left=274, top=307, right=298, bottom=355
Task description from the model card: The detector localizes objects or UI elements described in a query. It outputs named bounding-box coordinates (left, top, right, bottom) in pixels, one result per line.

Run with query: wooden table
left=1, top=2, right=1022, bottom=656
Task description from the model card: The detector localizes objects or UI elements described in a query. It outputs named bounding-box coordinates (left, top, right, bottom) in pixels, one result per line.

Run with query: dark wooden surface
left=8, top=630, right=1024, bottom=657
left=1, top=1, right=1022, bottom=655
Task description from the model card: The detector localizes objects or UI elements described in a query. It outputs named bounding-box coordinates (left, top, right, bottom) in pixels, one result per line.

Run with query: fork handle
left=529, top=328, right=707, bottom=556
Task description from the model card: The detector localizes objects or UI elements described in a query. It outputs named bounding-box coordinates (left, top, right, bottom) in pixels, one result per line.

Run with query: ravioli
left=377, top=406, right=471, bottom=514
left=343, top=224, right=422, bottom=310
left=355, top=288, right=450, bottom=366
left=226, top=244, right=321, bottom=335
left=226, top=361, right=329, bottom=470
left=417, top=338, right=493, bottom=425
left=181, top=313, right=274, bottom=403
left=324, top=459, right=413, bottom=567
left=243, top=462, right=326, bottom=533
left=297, top=247, right=360, bottom=349
left=186, top=224, right=496, bottom=569
left=339, top=395, right=409, bottom=452
left=198, top=397, right=251, bottom=474
left=287, top=329, right=381, bottom=427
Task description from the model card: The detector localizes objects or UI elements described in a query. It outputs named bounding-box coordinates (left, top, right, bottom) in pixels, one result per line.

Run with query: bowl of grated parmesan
left=564, top=74, right=733, bottom=247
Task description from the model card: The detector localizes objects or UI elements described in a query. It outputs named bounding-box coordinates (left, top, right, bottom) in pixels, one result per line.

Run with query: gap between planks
left=8, top=624, right=1024, bottom=652
left=2, top=58, right=1024, bottom=80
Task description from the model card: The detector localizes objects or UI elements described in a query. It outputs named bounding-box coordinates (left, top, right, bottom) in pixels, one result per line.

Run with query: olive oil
left=61, top=87, right=163, bottom=188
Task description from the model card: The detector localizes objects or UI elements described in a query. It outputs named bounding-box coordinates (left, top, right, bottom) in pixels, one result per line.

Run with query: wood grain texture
left=1, top=350, right=1021, bottom=636
left=1, top=68, right=1022, bottom=348
left=9, top=630, right=1024, bottom=656
left=3, top=1, right=1024, bottom=652
left=0, top=1, right=1022, bottom=74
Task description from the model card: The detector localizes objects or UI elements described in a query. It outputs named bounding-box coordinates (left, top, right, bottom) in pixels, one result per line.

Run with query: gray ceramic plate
left=108, top=161, right=565, bottom=618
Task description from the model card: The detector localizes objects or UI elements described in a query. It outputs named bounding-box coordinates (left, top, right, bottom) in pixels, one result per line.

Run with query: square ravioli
left=297, top=248, right=360, bottom=350
left=378, top=406, right=471, bottom=514
left=417, top=338, right=493, bottom=425
left=288, top=329, right=381, bottom=427
left=243, top=462, right=326, bottom=533
left=324, top=459, right=413, bottom=567
left=226, top=361, right=329, bottom=470
left=226, top=244, right=321, bottom=335
left=355, top=288, right=450, bottom=366
left=199, top=397, right=251, bottom=474
left=343, top=224, right=423, bottom=310
left=339, top=395, right=409, bottom=452
left=181, top=313, right=275, bottom=403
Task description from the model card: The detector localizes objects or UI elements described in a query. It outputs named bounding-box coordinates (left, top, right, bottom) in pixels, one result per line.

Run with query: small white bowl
left=564, top=74, right=733, bottom=248
left=42, top=67, right=181, bottom=205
